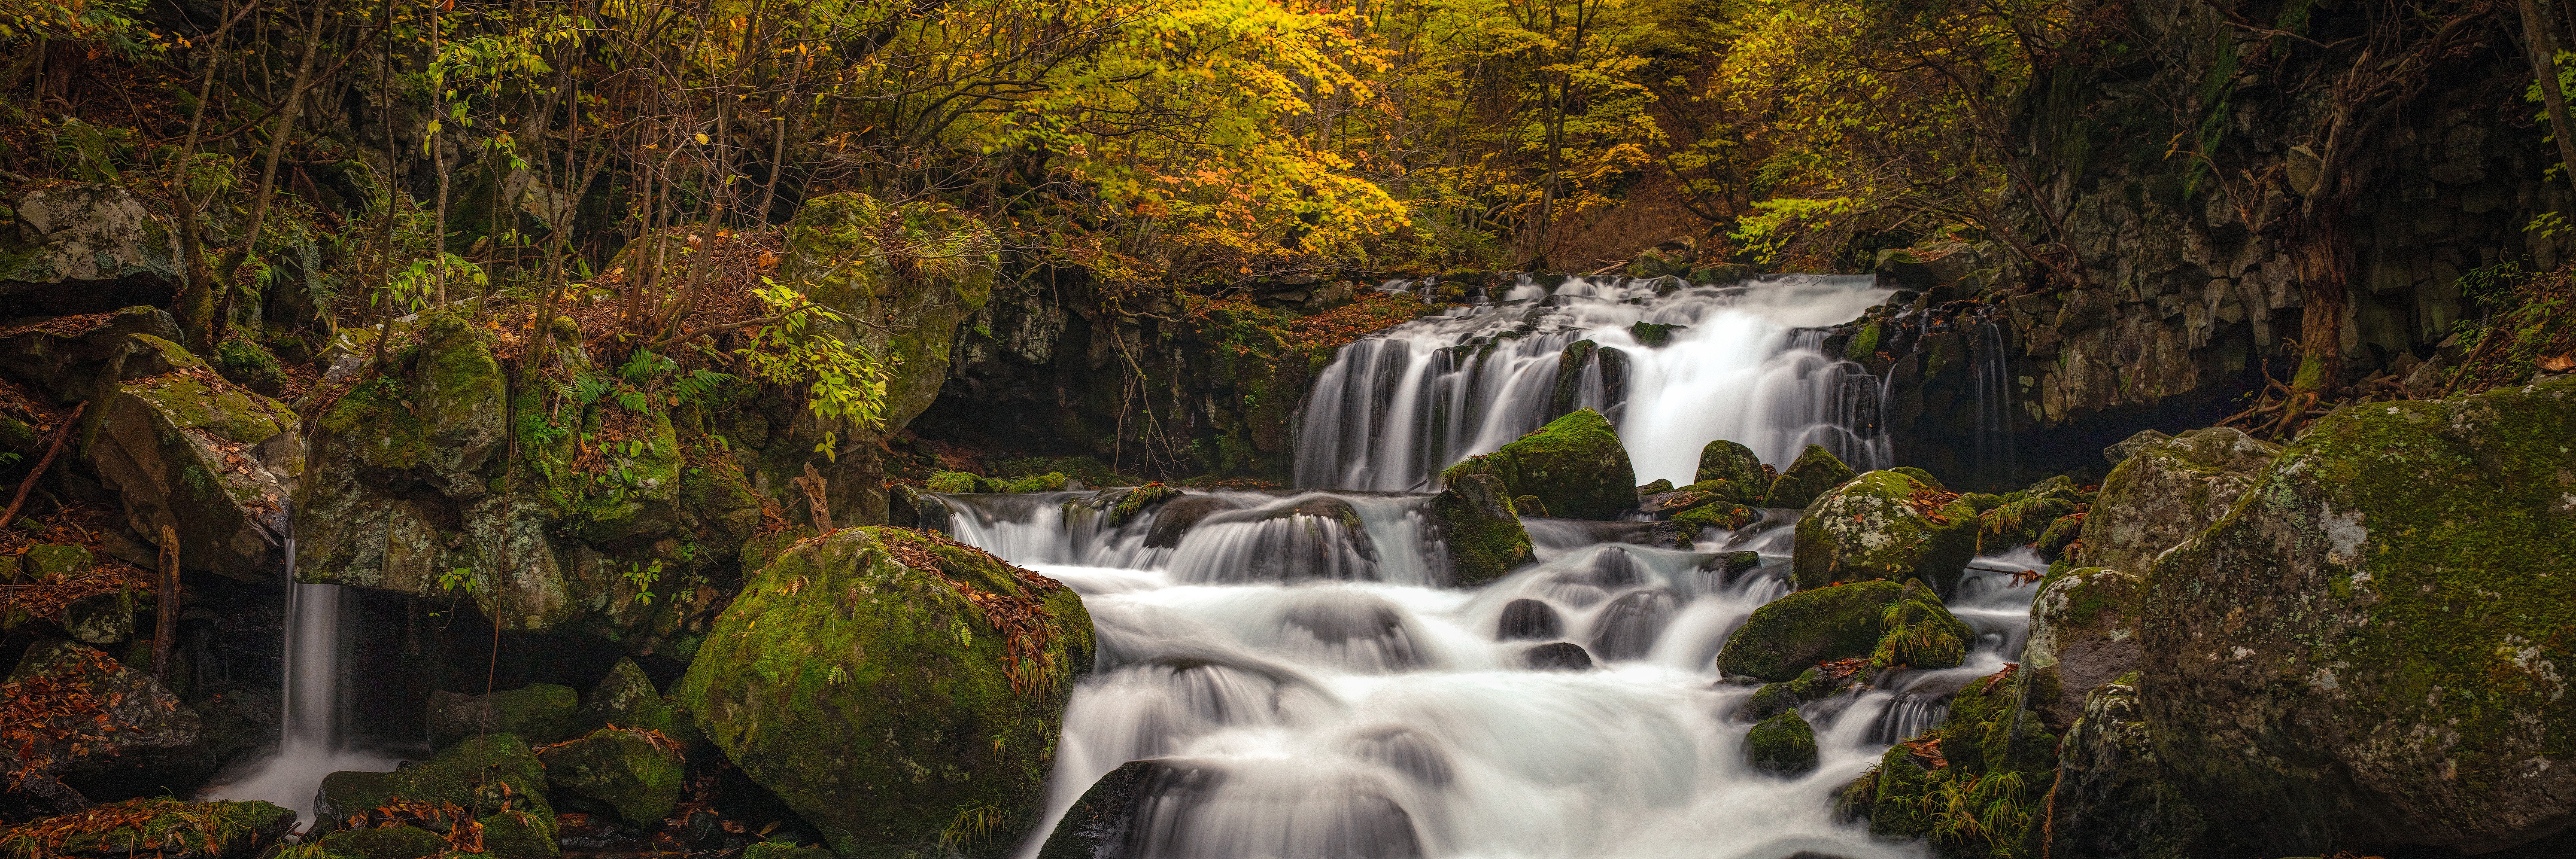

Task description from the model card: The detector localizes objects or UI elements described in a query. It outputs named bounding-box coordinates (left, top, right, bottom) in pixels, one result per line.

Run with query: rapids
left=929, top=490, right=2042, bottom=859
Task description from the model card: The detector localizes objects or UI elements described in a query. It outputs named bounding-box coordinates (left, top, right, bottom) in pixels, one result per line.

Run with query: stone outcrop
left=82, top=334, right=300, bottom=583
left=1439, top=408, right=1635, bottom=520
left=1428, top=472, right=1534, bottom=585
left=1791, top=470, right=1978, bottom=591
left=2077, top=426, right=2276, bottom=573
left=1713, top=579, right=1969, bottom=682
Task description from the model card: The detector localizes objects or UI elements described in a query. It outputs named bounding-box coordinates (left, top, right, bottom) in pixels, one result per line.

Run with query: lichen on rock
left=1791, top=470, right=1978, bottom=592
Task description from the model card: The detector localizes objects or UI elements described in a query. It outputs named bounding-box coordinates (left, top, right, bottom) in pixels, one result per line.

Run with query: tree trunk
left=2523, top=0, right=2576, bottom=186
left=152, top=525, right=179, bottom=680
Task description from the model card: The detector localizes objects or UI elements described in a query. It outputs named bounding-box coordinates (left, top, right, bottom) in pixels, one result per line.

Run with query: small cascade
left=1967, top=315, right=2018, bottom=487
left=202, top=521, right=399, bottom=822
left=1294, top=274, right=1895, bottom=490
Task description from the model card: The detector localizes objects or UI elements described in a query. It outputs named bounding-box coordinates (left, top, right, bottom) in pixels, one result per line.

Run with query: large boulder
left=537, top=728, right=686, bottom=828
left=2021, top=567, right=2144, bottom=732
left=2, top=640, right=208, bottom=800
left=2142, top=379, right=2576, bottom=855
left=17, top=798, right=295, bottom=858
left=1440, top=408, right=1634, bottom=520
left=1759, top=444, right=1855, bottom=508
left=1693, top=439, right=1767, bottom=503
left=2044, top=674, right=2225, bottom=859
left=781, top=193, right=997, bottom=525
left=1428, top=472, right=1533, bottom=586
left=574, top=657, right=699, bottom=746
left=675, top=528, right=1094, bottom=858
left=2078, top=426, right=2275, bottom=573
left=428, top=683, right=580, bottom=747
left=80, top=334, right=300, bottom=583
left=1790, top=470, right=1978, bottom=591
left=316, top=734, right=553, bottom=850
left=0, top=184, right=180, bottom=297
left=1714, top=579, right=1968, bottom=682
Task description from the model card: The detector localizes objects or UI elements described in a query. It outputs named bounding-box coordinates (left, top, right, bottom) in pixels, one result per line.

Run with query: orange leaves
left=0, top=649, right=119, bottom=791
left=1902, top=486, right=1963, bottom=524
left=881, top=530, right=1070, bottom=697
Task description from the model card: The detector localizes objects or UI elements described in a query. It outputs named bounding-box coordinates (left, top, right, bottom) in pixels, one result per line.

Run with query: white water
left=943, top=491, right=2042, bottom=859
left=1296, top=274, right=1896, bottom=491
left=202, top=536, right=398, bottom=823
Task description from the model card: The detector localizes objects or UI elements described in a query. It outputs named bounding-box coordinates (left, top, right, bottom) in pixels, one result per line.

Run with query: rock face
left=1440, top=408, right=1634, bottom=520
left=1791, top=470, right=1978, bottom=591
left=1428, top=472, right=1533, bottom=586
left=2076, top=426, right=2276, bottom=573
left=2021, top=567, right=2145, bottom=732
left=1714, top=580, right=1968, bottom=682
left=0, top=184, right=179, bottom=297
left=675, top=528, right=1094, bottom=858
left=3, top=640, right=208, bottom=801
left=82, top=334, right=300, bottom=583
left=2045, top=675, right=2221, bottom=859
left=1759, top=444, right=1853, bottom=508
left=2142, top=378, right=2576, bottom=855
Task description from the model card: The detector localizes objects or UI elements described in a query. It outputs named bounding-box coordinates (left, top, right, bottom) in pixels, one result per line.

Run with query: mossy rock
left=429, top=683, right=580, bottom=747
left=743, top=842, right=837, bottom=859
left=317, top=825, right=447, bottom=859
left=1975, top=496, right=2077, bottom=555
left=1737, top=667, right=1853, bottom=722
left=1863, top=743, right=1941, bottom=838
left=22, top=798, right=294, bottom=858
left=926, top=471, right=1005, bottom=493
left=1759, top=444, right=1854, bottom=508
left=1440, top=408, right=1635, bottom=521
left=1003, top=472, right=1069, bottom=493
left=210, top=338, right=285, bottom=396
left=1511, top=495, right=1549, bottom=518
left=2046, top=674, right=2224, bottom=858
left=478, top=810, right=557, bottom=859
left=675, top=527, right=1094, bottom=859
left=316, top=734, right=554, bottom=839
left=1791, top=470, right=1978, bottom=592
left=2034, top=512, right=2085, bottom=560
left=84, top=334, right=301, bottom=583
left=2141, top=378, right=2576, bottom=853
left=2024, top=567, right=2143, bottom=733
left=538, top=728, right=686, bottom=828
left=1714, top=581, right=1901, bottom=682
left=574, top=657, right=699, bottom=745
left=1693, top=439, right=1766, bottom=503
left=1745, top=711, right=1819, bottom=776
left=1106, top=483, right=1181, bottom=526
left=27, top=542, right=93, bottom=576
left=1431, top=472, right=1533, bottom=586
left=1669, top=501, right=1756, bottom=534
left=1870, top=579, right=1971, bottom=673
left=1890, top=466, right=1943, bottom=490
left=1629, top=321, right=1681, bottom=347
left=2076, top=426, right=2275, bottom=573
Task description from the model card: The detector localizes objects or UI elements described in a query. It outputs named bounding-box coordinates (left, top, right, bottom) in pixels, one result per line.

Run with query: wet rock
left=1745, top=711, right=1819, bottom=776
left=1715, top=580, right=1968, bottom=682
left=2076, top=426, right=2275, bottom=574
left=1273, top=595, right=1423, bottom=672
left=2023, top=567, right=2143, bottom=732
left=1587, top=589, right=1680, bottom=661
left=2045, top=674, right=2224, bottom=859
left=1629, top=321, right=1681, bottom=347
left=1511, top=495, right=1550, bottom=517
left=1440, top=408, right=1635, bottom=521
left=1702, top=550, right=1763, bottom=587
left=538, top=728, right=686, bottom=828
left=1791, top=470, right=1978, bottom=592
left=1759, top=445, right=1854, bottom=509
left=2101, top=429, right=2172, bottom=466
left=82, top=334, right=300, bottom=584
left=1736, top=667, right=1854, bottom=723
left=1145, top=494, right=1243, bottom=548
left=4, top=640, right=208, bottom=799
left=1346, top=726, right=1456, bottom=787
left=428, top=683, right=580, bottom=747
left=1975, top=495, right=2077, bottom=555
left=1695, top=440, right=1768, bottom=503
left=740, top=844, right=836, bottom=859
left=1106, top=483, right=1183, bottom=526
left=1430, top=472, right=1534, bottom=586
left=1039, top=760, right=1429, bottom=859
left=316, top=734, right=554, bottom=848
left=2142, top=379, right=2576, bottom=855
left=1636, top=478, right=1674, bottom=496
left=1522, top=642, right=1595, bottom=671
left=32, top=797, right=295, bottom=858
left=677, top=528, right=1093, bottom=858
left=1495, top=599, right=1561, bottom=640
left=573, top=658, right=698, bottom=746
left=1035, top=759, right=1188, bottom=859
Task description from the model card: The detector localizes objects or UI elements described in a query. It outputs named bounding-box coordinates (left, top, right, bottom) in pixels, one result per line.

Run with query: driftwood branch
left=154, top=524, right=179, bottom=680
left=0, top=401, right=86, bottom=532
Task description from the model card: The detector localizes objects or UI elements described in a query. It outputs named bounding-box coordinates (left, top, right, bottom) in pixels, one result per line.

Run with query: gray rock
left=81, top=335, right=300, bottom=583
left=2077, top=426, right=2275, bottom=575
left=0, top=184, right=180, bottom=293
left=2101, top=429, right=2172, bottom=466
left=2022, top=567, right=2143, bottom=731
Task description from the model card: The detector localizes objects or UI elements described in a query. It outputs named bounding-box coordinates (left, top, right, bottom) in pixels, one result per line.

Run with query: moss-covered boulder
left=1791, top=470, right=1978, bottom=591
left=676, top=527, right=1094, bottom=858
left=538, top=728, right=686, bottom=828
left=316, top=825, right=448, bottom=859
left=1715, top=581, right=1895, bottom=682
left=209, top=338, right=284, bottom=396
left=5, top=640, right=207, bottom=794
left=1105, top=483, right=1181, bottom=527
left=1694, top=439, right=1767, bottom=503
left=1430, top=472, right=1533, bottom=586
left=2022, top=567, right=2143, bottom=732
left=1759, top=444, right=1854, bottom=508
left=316, top=734, right=553, bottom=847
left=79, top=334, right=301, bottom=583
left=2077, top=426, right=2275, bottom=573
left=1735, top=667, right=1854, bottom=723
left=6, top=798, right=295, bottom=858
left=574, top=658, right=698, bottom=746
left=428, top=683, right=580, bottom=747
left=2140, top=379, right=2576, bottom=855
left=1668, top=500, right=1756, bottom=534
left=1975, top=495, right=2077, bottom=555
left=1440, top=408, right=1634, bottom=521
left=783, top=193, right=998, bottom=525
left=1745, top=711, right=1819, bottom=776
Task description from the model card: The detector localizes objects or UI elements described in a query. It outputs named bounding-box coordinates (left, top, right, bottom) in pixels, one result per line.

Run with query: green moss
left=1629, top=321, right=1680, bottom=347
left=1637, top=478, right=1674, bottom=496
left=478, top=810, right=557, bottom=859
left=1792, top=470, right=1979, bottom=591
left=1977, top=496, right=2078, bottom=554
left=432, top=684, right=580, bottom=747
left=1870, top=579, right=1972, bottom=672
left=1746, top=711, right=1820, bottom=775
left=1440, top=408, right=1636, bottom=520
left=319, top=734, right=554, bottom=837
left=539, top=728, right=687, bottom=827
left=1670, top=501, right=1756, bottom=533
left=675, top=528, right=1094, bottom=858
left=1002, top=472, right=1069, bottom=493
left=27, top=798, right=293, bottom=858
left=319, top=824, right=448, bottom=859
left=1762, top=445, right=1855, bottom=508
left=1433, top=473, right=1534, bottom=586
left=1108, top=484, right=1182, bottom=526
left=26, top=543, right=93, bottom=576
left=1867, top=743, right=1942, bottom=838
left=1739, top=667, right=1850, bottom=722
left=2035, top=513, right=2085, bottom=559
left=927, top=471, right=1003, bottom=493
left=1716, top=580, right=1902, bottom=682
left=1694, top=439, right=1767, bottom=502
left=1845, top=321, right=1885, bottom=361
left=1892, top=466, right=1944, bottom=490
left=210, top=338, right=285, bottom=395
left=1512, top=495, right=1549, bottom=517
left=320, top=376, right=435, bottom=471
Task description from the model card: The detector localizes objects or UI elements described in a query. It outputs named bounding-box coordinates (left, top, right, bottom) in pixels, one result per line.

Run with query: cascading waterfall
left=202, top=521, right=398, bottom=823
left=931, top=486, right=2040, bottom=859
left=1294, top=274, right=1896, bottom=491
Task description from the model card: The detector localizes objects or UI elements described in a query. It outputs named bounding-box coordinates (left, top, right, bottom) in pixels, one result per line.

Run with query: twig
left=153, top=524, right=178, bottom=680
left=0, top=402, right=86, bottom=532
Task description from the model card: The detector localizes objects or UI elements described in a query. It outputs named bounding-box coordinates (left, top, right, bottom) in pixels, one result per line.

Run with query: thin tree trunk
left=152, top=524, right=179, bottom=680
left=214, top=0, right=332, bottom=331
left=2521, top=0, right=2576, bottom=186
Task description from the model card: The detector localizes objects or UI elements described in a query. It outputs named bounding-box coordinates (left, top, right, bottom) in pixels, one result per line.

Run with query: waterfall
left=202, top=516, right=398, bottom=823
left=929, top=485, right=2038, bottom=859
left=1967, top=316, right=2017, bottom=487
left=1294, top=274, right=1896, bottom=490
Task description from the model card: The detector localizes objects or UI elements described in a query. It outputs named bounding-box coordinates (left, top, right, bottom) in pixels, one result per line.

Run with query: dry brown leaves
left=571, top=227, right=778, bottom=352
left=0, top=798, right=228, bottom=858
left=343, top=799, right=484, bottom=853
left=1815, top=656, right=1868, bottom=682
left=1902, top=487, right=1963, bottom=524
left=0, top=312, right=121, bottom=341
left=0, top=556, right=155, bottom=625
left=881, top=529, right=1070, bottom=696
left=0, top=648, right=119, bottom=789
left=1900, top=735, right=1948, bottom=770
left=1979, top=663, right=2020, bottom=694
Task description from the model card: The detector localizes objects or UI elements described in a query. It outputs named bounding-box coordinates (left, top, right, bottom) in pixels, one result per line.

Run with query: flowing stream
left=202, top=524, right=399, bottom=823
left=1296, top=274, right=1895, bottom=490
left=937, top=489, right=2038, bottom=859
